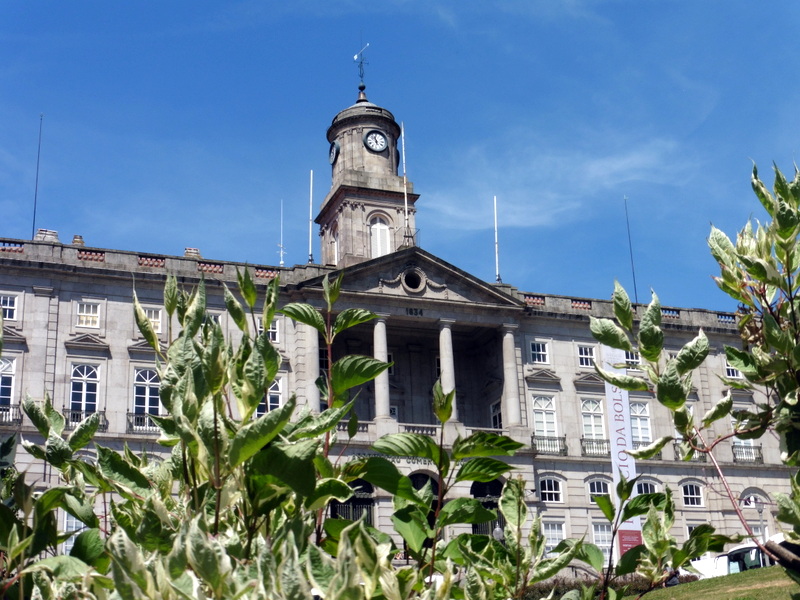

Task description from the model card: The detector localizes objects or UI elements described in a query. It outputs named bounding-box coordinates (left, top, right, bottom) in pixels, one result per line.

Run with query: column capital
left=438, top=318, right=456, bottom=328
left=501, top=323, right=519, bottom=333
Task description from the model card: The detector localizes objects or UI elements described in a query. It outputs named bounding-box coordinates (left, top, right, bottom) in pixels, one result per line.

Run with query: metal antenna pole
left=31, top=113, right=44, bottom=239
left=494, top=195, right=502, bottom=283
left=624, top=195, right=639, bottom=304
left=308, top=170, right=314, bottom=263
left=278, top=199, right=286, bottom=268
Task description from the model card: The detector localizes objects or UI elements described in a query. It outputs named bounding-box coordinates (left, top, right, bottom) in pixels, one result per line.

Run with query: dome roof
left=327, top=84, right=400, bottom=142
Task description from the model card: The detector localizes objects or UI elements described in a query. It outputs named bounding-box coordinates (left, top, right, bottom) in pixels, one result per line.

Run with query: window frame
left=636, top=480, right=658, bottom=495
left=369, top=215, right=392, bottom=258
left=0, top=358, right=16, bottom=417
left=143, top=307, right=162, bottom=334
left=256, top=378, right=283, bottom=417
left=490, top=400, right=503, bottom=430
left=593, top=522, right=613, bottom=561
left=542, top=521, right=565, bottom=555
left=577, top=345, right=595, bottom=368
left=0, top=294, right=17, bottom=321
left=70, top=363, right=99, bottom=415
left=725, top=359, right=743, bottom=379
left=531, top=395, right=557, bottom=437
left=624, top=350, right=641, bottom=369
left=539, top=477, right=563, bottom=503
left=581, top=398, right=605, bottom=439
left=682, top=483, right=704, bottom=507
left=530, top=341, right=549, bottom=365
left=588, top=479, right=610, bottom=503
left=629, top=401, right=651, bottom=443
left=76, top=301, right=101, bottom=328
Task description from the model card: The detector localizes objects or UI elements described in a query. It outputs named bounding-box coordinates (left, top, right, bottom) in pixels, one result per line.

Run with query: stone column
left=373, top=315, right=391, bottom=419
left=501, top=324, right=522, bottom=427
left=438, top=319, right=458, bottom=421
left=305, top=323, right=321, bottom=411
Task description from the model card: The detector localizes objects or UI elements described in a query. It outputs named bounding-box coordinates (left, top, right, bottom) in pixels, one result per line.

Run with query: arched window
left=588, top=479, right=610, bottom=503
left=539, top=478, right=562, bottom=503
left=370, top=216, right=391, bottom=258
left=329, top=479, right=374, bottom=526
left=470, top=479, right=505, bottom=536
left=682, top=482, right=704, bottom=507
left=636, top=480, right=659, bottom=495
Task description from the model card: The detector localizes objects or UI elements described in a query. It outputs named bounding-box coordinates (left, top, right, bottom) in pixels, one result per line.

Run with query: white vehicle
left=690, top=535, right=783, bottom=579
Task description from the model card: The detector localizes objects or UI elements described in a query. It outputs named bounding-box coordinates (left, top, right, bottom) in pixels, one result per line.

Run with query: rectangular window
left=539, top=479, right=562, bottom=503
left=542, top=521, right=565, bottom=554
left=63, top=511, right=83, bottom=555
left=144, top=308, right=161, bottom=334
left=629, top=401, right=651, bottom=443
left=491, top=400, right=503, bottom=429
left=256, top=379, right=282, bottom=417
left=593, top=523, right=613, bottom=561
left=0, top=294, right=17, bottom=320
left=387, top=352, right=395, bottom=376
left=530, top=342, right=549, bottom=364
left=70, top=364, right=98, bottom=421
left=532, top=395, right=557, bottom=437
left=578, top=345, right=595, bottom=367
left=257, top=317, right=280, bottom=343
left=581, top=398, right=604, bottom=439
left=435, top=356, right=441, bottom=379
left=725, top=360, right=742, bottom=379
left=132, top=368, right=160, bottom=431
left=625, top=351, right=641, bottom=369
left=683, top=484, right=703, bottom=507
left=76, top=302, right=100, bottom=328
left=0, top=358, right=15, bottom=422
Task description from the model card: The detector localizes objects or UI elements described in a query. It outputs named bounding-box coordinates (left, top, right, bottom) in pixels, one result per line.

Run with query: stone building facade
left=0, top=85, right=788, bottom=558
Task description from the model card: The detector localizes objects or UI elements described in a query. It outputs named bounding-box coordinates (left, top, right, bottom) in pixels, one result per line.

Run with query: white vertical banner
left=601, top=345, right=643, bottom=554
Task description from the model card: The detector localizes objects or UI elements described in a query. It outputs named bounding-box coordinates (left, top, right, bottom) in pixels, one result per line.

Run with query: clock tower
left=317, top=83, right=419, bottom=268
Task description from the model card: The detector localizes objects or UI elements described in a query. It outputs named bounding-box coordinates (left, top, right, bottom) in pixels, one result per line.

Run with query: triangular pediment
left=128, top=339, right=165, bottom=356
left=65, top=333, right=110, bottom=354
left=2, top=326, right=27, bottom=347
left=574, top=372, right=606, bottom=388
left=524, top=368, right=561, bottom=385
left=290, top=247, right=524, bottom=309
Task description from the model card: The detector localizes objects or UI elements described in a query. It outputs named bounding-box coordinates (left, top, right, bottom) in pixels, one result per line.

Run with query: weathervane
left=354, top=43, right=370, bottom=84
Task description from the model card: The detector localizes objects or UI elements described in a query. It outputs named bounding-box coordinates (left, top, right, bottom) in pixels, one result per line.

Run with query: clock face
left=364, top=130, right=388, bottom=152
left=329, top=141, right=340, bottom=165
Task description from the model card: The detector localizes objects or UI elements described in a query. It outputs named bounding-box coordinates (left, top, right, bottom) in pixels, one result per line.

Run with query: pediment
left=2, top=326, right=27, bottom=347
left=65, top=333, right=110, bottom=354
left=128, top=339, right=165, bottom=356
left=524, top=367, right=561, bottom=385
left=573, top=372, right=606, bottom=388
left=291, top=247, right=524, bottom=309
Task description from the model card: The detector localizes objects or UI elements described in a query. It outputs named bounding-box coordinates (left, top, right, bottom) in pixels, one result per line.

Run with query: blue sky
left=2, top=2, right=799, bottom=311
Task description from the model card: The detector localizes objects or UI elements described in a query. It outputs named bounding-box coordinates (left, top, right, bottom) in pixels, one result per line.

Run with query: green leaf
left=67, top=412, right=99, bottom=451
left=164, top=275, right=178, bottom=318
left=708, top=226, right=737, bottom=270
left=280, top=302, right=326, bottom=336
left=764, top=313, right=793, bottom=355
left=96, top=445, right=153, bottom=498
left=224, top=283, right=248, bottom=333
left=574, top=542, right=605, bottom=573
left=752, top=164, right=776, bottom=216
left=620, top=493, right=668, bottom=523
left=432, top=378, right=454, bottom=424
left=45, top=431, right=72, bottom=467
left=616, top=545, right=646, bottom=576
left=183, top=278, right=207, bottom=338
left=331, top=355, right=391, bottom=398
left=64, top=491, right=99, bottom=528
left=499, top=478, right=527, bottom=529
left=638, top=290, right=663, bottom=362
left=359, top=457, right=420, bottom=505
left=133, top=291, right=161, bottom=353
left=594, top=363, right=649, bottom=391
left=69, top=528, right=109, bottom=570
left=333, top=308, right=377, bottom=336
left=655, top=362, right=687, bottom=409
left=391, top=504, right=430, bottom=554
left=291, top=399, right=355, bottom=439
left=627, top=436, right=672, bottom=460
left=304, top=478, right=353, bottom=511
left=186, top=518, right=231, bottom=597
left=455, top=457, right=515, bottom=483
left=437, top=497, right=496, bottom=527
left=590, top=317, right=632, bottom=351
left=371, top=433, right=442, bottom=473
left=452, top=431, right=524, bottom=459
left=236, top=267, right=257, bottom=309
left=23, top=395, right=50, bottom=437
left=229, top=395, right=296, bottom=467
left=253, top=439, right=319, bottom=496
left=322, top=272, right=343, bottom=310
left=593, top=494, right=615, bottom=522
left=613, top=281, right=634, bottom=331
left=702, top=393, right=733, bottom=428
left=673, top=330, right=709, bottom=375
left=261, top=276, right=281, bottom=332
left=725, top=345, right=759, bottom=379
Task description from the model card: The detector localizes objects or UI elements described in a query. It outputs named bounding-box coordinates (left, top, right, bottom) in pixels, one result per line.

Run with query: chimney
left=184, top=247, right=202, bottom=258
left=34, top=229, right=60, bottom=243
left=72, top=235, right=85, bottom=246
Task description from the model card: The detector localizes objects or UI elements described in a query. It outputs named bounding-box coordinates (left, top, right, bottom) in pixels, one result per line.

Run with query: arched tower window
left=370, top=216, right=391, bottom=258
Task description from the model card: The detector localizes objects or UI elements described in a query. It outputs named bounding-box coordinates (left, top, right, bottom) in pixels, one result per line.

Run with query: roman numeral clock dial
left=364, top=129, right=387, bottom=152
